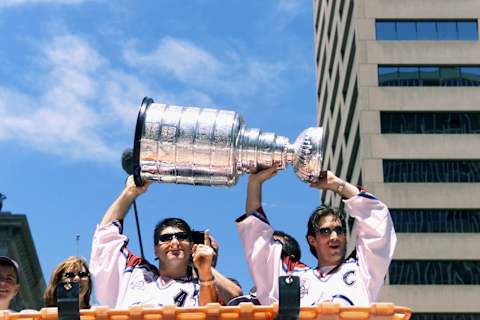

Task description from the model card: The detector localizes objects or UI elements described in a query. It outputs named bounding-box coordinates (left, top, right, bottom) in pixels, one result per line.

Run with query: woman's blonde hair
left=44, top=256, right=91, bottom=308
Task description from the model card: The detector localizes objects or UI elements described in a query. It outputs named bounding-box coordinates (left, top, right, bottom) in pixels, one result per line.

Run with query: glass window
left=419, top=67, right=440, bottom=86
left=383, top=160, right=480, bottom=183
left=389, top=260, right=480, bottom=285
left=461, top=67, right=480, bottom=86
left=417, top=21, right=437, bottom=40
left=440, top=66, right=462, bottom=86
left=376, top=21, right=396, bottom=40
left=396, top=21, right=417, bottom=40
left=457, top=21, right=478, bottom=40
left=437, top=21, right=458, bottom=40
left=379, top=65, right=480, bottom=87
left=398, top=66, right=419, bottom=86
left=378, top=66, right=398, bottom=86
left=390, top=209, right=480, bottom=232
left=376, top=20, right=478, bottom=41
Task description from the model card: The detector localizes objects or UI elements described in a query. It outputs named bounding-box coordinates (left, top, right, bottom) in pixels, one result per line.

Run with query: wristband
left=199, top=277, right=215, bottom=286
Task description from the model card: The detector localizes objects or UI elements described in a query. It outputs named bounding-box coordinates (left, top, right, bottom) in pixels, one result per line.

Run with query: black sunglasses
left=64, top=271, right=89, bottom=279
left=157, top=232, right=191, bottom=243
left=317, top=226, right=346, bottom=236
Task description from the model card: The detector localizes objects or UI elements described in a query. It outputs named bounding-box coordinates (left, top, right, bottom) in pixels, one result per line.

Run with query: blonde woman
left=44, top=256, right=91, bottom=309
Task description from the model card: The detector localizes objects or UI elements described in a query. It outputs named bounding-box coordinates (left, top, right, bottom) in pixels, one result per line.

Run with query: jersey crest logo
left=342, top=270, right=356, bottom=286
left=300, top=278, right=310, bottom=298
left=174, top=289, right=188, bottom=307
left=130, top=280, right=145, bottom=290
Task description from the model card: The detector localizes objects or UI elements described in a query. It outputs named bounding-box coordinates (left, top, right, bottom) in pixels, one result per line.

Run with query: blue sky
left=0, top=0, right=321, bottom=297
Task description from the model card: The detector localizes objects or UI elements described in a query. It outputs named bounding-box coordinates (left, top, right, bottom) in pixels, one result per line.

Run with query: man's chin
left=165, top=254, right=188, bottom=264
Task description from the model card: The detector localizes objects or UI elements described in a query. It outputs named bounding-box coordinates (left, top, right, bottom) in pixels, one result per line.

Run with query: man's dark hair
left=273, top=230, right=302, bottom=262
left=305, top=205, right=346, bottom=258
left=153, top=217, right=192, bottom=244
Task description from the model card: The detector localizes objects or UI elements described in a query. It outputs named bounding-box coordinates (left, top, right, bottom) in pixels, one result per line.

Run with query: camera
left=191, top=230, right=205, bottom=244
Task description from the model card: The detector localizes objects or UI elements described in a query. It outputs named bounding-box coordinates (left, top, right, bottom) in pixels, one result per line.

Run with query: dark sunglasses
left=64, top=271, right=89, bottom=279
left=157, top=232, right=191, bottom=243
left=317, top=226, right=346, bottom=236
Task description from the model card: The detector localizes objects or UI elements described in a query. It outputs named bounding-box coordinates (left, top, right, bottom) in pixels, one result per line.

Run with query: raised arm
left=237, top=165, right=284, bottom=305
left=90, top=176, right=151, bottom=307
left=346, top=193, right=396, bottom=302
left=100, top=176, right=151, bottom=226
left=246, top=164, right=281, bottom=213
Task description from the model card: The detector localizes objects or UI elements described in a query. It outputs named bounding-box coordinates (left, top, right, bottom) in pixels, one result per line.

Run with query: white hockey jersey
left=236, top=192, right=396, bottom=306
left=90, top=221, right=201, bottom=308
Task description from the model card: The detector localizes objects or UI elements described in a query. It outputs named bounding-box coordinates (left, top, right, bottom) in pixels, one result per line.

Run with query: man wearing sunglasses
left=90, top=176, right=217, bottom=308
left=237, top=166, right=396, bottom=306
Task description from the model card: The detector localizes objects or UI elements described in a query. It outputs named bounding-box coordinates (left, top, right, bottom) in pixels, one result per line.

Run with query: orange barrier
left=1, top=303, right=411, bottom=320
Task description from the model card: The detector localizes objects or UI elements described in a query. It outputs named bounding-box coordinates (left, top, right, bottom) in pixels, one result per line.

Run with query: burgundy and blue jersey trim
left=236, top=206, right=270, bottom=225
left=281, top=256, right=309, bottom=273
left=112, top=220, right=123, bottom=233
left=124, top=247, right=158, bottom=274
left=357, top=191, right=377, bottom=201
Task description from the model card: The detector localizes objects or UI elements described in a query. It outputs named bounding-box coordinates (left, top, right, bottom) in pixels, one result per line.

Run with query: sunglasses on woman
left=64, top=271, right=89, bottom=279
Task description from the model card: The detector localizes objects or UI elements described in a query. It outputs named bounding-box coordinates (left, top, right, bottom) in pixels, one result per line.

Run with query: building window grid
left=329, top=68, right=340, bottom=121
left=344, top=81, right=358, bottom=143
left=319, top=9, right=326, bottom=44
left=331, top=107, right=342, bottom=154
left=335, top=148, right=344, bottom=177
left=340, top=0, right=354, bottom=59
left=318, top=50, right=327, bottom=98
left=346, top=126, right=360, bottom=182
left=383, top=159, right=480, bottom=183
left=314, top=1, right=322, bottom=31
left=329, top=28, right=339, bottom=76
left=342, top=37, right=356, bottom=100
left=378, top=65, right=480, bottom=87
left=327, top=0, right=337, bottom=38
left=316, top=11, right=326, bottom=66
left=376, top=19, right=478, bottom=41
left=380, top=111, right=480, bottom=134
left=338, top=0, right=345, bottom=18
left=322, top=122, right=330, bottom=168
left=390, top=209, right=480, bottom=233
left=319, top=83, right=328, bottom=124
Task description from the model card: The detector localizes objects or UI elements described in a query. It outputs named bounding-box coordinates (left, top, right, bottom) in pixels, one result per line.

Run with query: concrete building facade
left=313, top=0, right=480, bottom=317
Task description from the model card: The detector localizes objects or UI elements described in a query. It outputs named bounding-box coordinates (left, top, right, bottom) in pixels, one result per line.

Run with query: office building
left=313, top=0, right=480, bottom=317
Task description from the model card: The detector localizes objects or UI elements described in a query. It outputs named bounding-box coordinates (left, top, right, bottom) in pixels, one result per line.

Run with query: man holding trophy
left=90, top=176, right=218, bottom=308
left=237, top=165, right=397, bottom=306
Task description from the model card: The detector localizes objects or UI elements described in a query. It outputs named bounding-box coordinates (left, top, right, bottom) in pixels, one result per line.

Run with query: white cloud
left=124, top=37, right=223, bottom=83
left=277, top=0, right=304, bottom=14
left=124, top=36, right=286, bottom=99
left=0, top=35, right=145, bottom=162
left=0, top=34, right=290, bottom=162
left=0, top=0, right=98, bottom=8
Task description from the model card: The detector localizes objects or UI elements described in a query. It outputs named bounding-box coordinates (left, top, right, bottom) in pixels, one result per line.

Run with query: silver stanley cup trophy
left=132, top=97, right=324, bottom=187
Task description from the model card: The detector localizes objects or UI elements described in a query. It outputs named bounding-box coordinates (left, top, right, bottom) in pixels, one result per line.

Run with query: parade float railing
left=1, top=303, right=411, bottom=320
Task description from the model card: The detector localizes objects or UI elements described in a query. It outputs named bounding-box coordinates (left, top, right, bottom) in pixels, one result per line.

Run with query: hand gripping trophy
left=132, top=97, right=324, bottom=187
